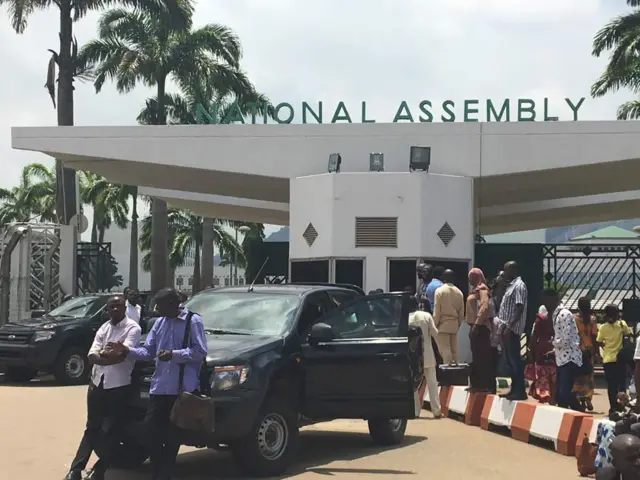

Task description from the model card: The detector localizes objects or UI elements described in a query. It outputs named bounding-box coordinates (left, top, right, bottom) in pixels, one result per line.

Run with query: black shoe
left=64, top=472, right=82, bottom=480
left=506, top=392, right=528, bottom=401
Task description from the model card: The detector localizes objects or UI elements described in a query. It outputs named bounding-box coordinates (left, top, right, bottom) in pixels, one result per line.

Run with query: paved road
left=0, top=377, right=582, bottom=479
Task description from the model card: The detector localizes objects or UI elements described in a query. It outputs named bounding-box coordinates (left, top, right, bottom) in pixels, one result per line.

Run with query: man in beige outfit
left=409, top=299, right=442, bottom=418
left=433, top=269, right=464, bottom=363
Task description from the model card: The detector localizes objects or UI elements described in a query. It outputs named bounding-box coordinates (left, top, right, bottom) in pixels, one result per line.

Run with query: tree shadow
left=0, top=374, right=79, bottom=388
left=108, top=429, right=425, bottom=479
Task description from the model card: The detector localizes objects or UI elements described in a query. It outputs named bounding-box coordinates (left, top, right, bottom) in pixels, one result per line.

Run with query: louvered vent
left=355, top=217, right=398, bottom=248
left=437, top=222, right=456, bottom=246
left=302, top=223, right=318, bottom=246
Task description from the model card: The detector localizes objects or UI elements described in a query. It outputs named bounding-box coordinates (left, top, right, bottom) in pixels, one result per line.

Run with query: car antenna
left=248, top=257, right=269, bottom=292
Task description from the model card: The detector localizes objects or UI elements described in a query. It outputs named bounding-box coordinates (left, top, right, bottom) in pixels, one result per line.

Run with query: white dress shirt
left=409, top=311, right=439, bottom=368
left=552, top=305, right=582, bottom=368
left=88, top=317, right=141, bottom=389
left=125, top=300, right=141, bottom=324
left=635, top=335, right=640, bottom=361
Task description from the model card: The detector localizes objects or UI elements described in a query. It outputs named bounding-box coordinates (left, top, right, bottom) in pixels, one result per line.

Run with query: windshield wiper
left=204, top=328, right=250, bottom=335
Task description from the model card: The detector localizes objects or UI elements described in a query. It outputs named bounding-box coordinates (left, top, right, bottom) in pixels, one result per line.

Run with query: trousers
left=503, top=331, right=526, bottom=396
left=469, top=325, right=494, bottom=391
left=436, top=332, right=458, bottom=364
left=556, top=362, right=581, bottom=410
left=146, top=394, right=181, bottom=480
left=69, top=382, right=131, bottom=474
left=425, top=366, right=441, bottom=416
left=603, top=361, right=625, bottom=414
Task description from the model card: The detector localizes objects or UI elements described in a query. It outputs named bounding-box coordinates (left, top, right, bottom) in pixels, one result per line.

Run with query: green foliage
left=0, top=163, right=57, bottom=224
left=97, top=252, right=124, bottom=291
left=591, top=1, right=640, bottom=119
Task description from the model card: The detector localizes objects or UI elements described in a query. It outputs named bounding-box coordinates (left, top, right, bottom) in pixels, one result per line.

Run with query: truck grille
left=0, top=332, right=32, bottom=344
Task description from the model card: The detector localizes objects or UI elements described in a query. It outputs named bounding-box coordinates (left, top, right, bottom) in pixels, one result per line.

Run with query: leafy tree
left=80, top=172, right=129, bottom=243
left=0, top=163, right=57, bottom=225
left=78, top=1, right=246, bottom=292
left=592, top=0, right=640, bottom=118
left=0, top=0, right=188, bottom=226
left=139, top=209, right=242, bottom=294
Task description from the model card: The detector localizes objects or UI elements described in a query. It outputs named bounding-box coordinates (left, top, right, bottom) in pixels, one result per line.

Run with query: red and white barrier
left=424, top=386, right=593, bottom=457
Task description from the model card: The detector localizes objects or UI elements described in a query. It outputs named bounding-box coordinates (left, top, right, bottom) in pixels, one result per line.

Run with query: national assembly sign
left=195, top=98, right=586, bottom=125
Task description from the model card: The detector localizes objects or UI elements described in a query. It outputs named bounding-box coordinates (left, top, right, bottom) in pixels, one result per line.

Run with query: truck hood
left=205, top=334, right=281, bottom=364
left=2, top=315, right=89, bottom=329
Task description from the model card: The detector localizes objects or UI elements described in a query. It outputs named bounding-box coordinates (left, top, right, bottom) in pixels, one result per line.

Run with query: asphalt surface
left=0, top=375, right=584, bottom=479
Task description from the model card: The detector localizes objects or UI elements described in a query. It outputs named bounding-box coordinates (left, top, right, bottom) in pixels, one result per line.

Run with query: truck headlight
left=210, top=365, right=249, bottom=391
left=33, top=330, right=55, bottom=342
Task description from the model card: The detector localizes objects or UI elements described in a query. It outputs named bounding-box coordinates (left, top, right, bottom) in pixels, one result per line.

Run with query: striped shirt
left=498, top=277, right=528, bottom=335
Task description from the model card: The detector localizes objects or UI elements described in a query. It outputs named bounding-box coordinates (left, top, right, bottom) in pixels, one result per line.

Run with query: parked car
left=0, top=294, right=111, bottom=384
left=115, top=284, right=423, bottom=477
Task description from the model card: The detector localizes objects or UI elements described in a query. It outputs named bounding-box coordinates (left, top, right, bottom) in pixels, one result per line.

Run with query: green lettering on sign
left=193, top=97, right=587, bottom=124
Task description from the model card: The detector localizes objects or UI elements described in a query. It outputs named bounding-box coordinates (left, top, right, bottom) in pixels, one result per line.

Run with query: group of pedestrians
left=64, top=287, right=207, bottom=480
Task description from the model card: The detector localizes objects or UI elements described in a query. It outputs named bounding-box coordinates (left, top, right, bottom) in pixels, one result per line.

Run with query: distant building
left=95, top=222, right=245, bottom=290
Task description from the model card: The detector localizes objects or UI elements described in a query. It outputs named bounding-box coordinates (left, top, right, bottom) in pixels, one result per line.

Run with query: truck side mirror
left=309, top=323, right=334, bottom=345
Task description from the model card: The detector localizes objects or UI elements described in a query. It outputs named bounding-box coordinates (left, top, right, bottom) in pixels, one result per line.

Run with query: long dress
left=524, top=313, right=557, bottom=404
left=572, top=313, right=596, bottom=400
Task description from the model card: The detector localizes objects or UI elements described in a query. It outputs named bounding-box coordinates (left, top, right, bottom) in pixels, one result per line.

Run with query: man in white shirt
left=408, top=298, right=442, bottom=419
left=542, top=288, right=583, bottom=411
left=64, top=295, right=141, bottom=480
left=634, top=333, right=640, bottom=407
left=124, top=287, right=142, bottom=324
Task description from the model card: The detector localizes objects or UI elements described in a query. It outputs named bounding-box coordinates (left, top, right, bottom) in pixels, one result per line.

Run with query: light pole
left=234, top=225, right=251, bottom=285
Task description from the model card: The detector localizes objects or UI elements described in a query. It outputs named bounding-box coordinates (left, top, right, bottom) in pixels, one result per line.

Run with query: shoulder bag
left=615, top=320, right=635, bottom=368
left=169, top=311, right=216, bottom=432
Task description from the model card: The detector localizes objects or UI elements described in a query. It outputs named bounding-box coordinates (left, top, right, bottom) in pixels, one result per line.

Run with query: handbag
left=169, top=311, right=216, bottom=432
left=616, top=321, right=635, bottom=368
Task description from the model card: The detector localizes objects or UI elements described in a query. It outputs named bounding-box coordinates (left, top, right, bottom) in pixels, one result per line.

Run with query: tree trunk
left=201, top=218, right=214, bottom=288
left=150, top=76, right=168, bottom=293
left=192, top=240, right=201, bottom=295
left=55, top=0, right=77, bottom=225
left=90, top=222, right=98, bottom=243
left=98, top=227, right=105, bottom=243
left=128, top=188, right=139, bottom=289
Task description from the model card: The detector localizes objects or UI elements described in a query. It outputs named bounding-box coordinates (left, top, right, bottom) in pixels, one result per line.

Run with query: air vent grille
left=355, top=217, right=398, bottom=248
left=302, top=223, right=318, bottom=246
left=437, top=222, right=456, bottom=246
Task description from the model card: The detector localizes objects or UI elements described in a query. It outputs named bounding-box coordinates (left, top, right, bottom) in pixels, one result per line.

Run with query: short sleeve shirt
left=596, top=320, right=632, bottom=364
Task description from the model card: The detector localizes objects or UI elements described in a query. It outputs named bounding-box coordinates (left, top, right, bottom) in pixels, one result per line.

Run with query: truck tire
left=111, top=438, right=149, bottom=469
left=54, top=347, right=89, bottom=385
left=6, top=366, right=37, bottom=382
left=368, top=418, right=407, bottom=446
left=232, top=396, right=300, bottom=477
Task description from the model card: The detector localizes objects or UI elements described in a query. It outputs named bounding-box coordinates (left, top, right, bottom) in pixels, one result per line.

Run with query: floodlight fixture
left=370, top=153, right=384, bottom=172
left=328, top=153, right=342, bottom=173
left=410, top=146, right=431, bottom=172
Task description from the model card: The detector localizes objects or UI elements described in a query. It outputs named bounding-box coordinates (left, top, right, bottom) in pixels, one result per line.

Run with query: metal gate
left=76, top=242, right=114, bottom=293
left=543, top=243, right=640, bottom=312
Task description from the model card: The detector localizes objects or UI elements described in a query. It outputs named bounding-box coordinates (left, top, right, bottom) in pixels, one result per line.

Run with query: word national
left=195, top=98, right=586, bottom=124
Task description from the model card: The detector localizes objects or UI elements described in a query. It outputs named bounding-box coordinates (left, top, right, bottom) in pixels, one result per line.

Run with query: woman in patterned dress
left=572, top=297, right=597, bottom=412
left=525, top=310, right=557, bottom=404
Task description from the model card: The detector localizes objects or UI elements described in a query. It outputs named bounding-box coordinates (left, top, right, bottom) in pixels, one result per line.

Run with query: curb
left=424, top=385, right=595, bottom=457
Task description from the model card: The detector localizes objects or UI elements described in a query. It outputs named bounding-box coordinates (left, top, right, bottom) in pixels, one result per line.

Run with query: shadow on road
left=109, top=429, right=425, bottom=479
left=0, top=374, right=77, bottom=388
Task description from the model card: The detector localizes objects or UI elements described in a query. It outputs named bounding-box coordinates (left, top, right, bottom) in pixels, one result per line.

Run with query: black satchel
left=169, top=312, right=216, bottom=432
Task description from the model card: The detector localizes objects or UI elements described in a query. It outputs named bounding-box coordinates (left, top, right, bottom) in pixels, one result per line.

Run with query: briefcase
left=437, top=363, right=470, bottom=387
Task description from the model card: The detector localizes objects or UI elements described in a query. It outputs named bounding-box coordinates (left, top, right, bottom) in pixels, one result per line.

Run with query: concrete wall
left=290, top=172, right=474, bottom=291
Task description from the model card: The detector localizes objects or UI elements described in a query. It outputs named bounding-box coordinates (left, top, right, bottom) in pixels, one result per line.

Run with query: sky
left=0, top=0, right=637, bottom=238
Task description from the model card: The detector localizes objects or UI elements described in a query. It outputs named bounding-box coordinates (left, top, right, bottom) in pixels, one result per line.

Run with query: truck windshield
left=48, top=296, right=106, bottom=318
left=184, top=292, right=300, bottom=336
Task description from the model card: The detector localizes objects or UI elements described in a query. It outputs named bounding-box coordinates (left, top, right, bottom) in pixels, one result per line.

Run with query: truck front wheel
left=368, top=418, right=407, bottom=445
left=54, top=347, right=89, bottom=385
left=231, top=396, right=300, bottom=477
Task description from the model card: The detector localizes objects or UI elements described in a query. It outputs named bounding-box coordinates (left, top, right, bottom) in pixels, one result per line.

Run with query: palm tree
left=592, top=0, right=640, bottom=118
left=78, top=3, right=246, bottom=293
left=137, top=78, right=271, bottom=289
left=0, top=0, right=188, bottom=227
left=0, top=163, right=57, bottom=225
left=139, top=209, right=241, bottom=294
left=81, top=172, right=129, bottom=243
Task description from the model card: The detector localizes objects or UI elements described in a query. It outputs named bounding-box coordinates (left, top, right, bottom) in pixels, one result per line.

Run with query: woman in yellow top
left=596, top=304, right=632, bottom=416
left=572, top=297, right=597, bottom=412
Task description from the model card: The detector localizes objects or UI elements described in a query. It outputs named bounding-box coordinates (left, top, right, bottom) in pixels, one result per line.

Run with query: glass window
left=327, top=289, right=359, bottom=308
left=224, top=277, right=230, bottom=286
left=323, top=295, right=405, bottom=339
left=184, top=291, right=301, bottom=336
left=48, top=296, right=107, bottom=318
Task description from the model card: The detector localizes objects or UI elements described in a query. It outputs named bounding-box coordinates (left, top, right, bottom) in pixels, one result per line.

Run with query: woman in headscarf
left=525, top=307, right=556, bottom=404
left=573, top=297, right=597, bottom=411
left=466, top=268, right=495, bottom=392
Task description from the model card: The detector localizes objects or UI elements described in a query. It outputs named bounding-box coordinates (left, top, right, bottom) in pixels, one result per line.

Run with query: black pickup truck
left=0, top=294, right=111, bottom=384
left=117, top=284, right=424, bottom=477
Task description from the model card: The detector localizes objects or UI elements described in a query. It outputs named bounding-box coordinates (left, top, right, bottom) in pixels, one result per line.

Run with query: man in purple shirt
left=108, top=288, right=207, bottom=480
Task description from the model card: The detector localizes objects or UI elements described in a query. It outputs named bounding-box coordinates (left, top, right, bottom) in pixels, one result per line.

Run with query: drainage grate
left=437, top=222, right=455, bottom=246
left=302, top=223, right=318, bottom=246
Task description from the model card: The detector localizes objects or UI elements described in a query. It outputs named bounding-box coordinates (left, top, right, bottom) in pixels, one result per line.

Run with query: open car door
left=300, top=293, right=423, bottom=419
